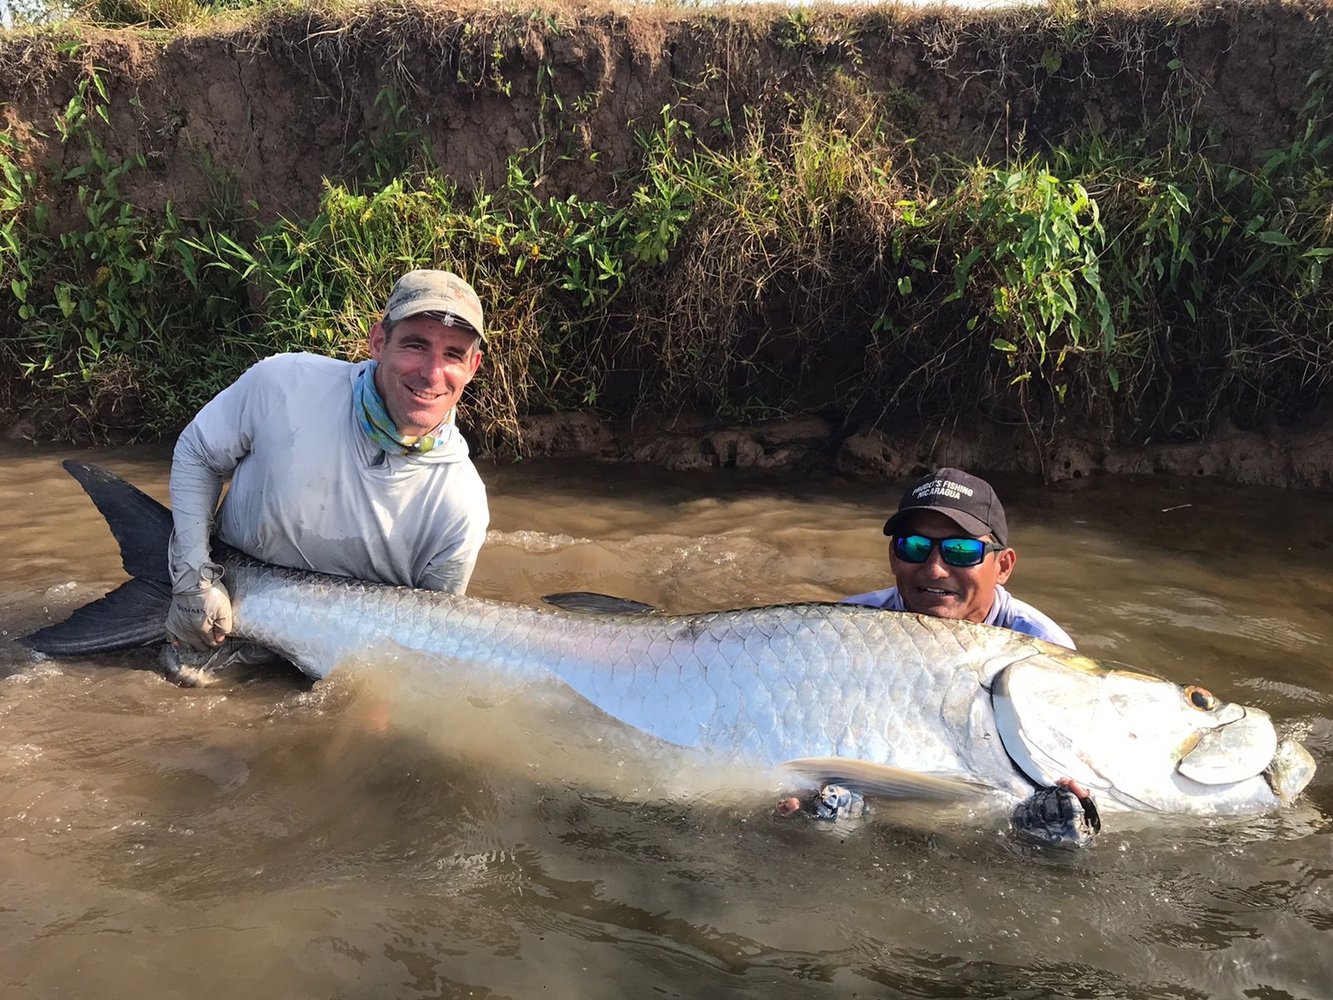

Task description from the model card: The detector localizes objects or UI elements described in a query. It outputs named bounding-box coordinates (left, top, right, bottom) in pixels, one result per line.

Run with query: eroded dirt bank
left=504, top=406, right=1333, bottom=490
left=2, top=0, right=1331, bottom=489
left=2, top=0, right=1328, bottom=221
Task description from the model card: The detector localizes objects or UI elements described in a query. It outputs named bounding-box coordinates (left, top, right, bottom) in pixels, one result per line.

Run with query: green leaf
left=897, top=275, right=912, bottom=295
left=1058, top=274, right=1079, bottom=314
left=953, top=247, right=982, bottom=293
left=56, top=284, right=75, bottom=318
left=1167, top=58, right=1183, bottom=71
left=991, top=338, right=1017, bottom=353
left=1257, top=231, right=1296, bottom=246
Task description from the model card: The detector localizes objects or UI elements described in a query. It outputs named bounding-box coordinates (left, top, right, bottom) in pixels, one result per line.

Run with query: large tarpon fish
left=20, top=462, right=1316, bottom=829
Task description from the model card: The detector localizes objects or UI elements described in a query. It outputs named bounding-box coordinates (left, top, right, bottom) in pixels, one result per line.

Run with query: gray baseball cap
left=383, top=269, right=486, bottom=343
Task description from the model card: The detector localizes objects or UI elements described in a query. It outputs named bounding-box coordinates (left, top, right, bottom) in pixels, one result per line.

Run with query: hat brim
left=387, top=300, right=486, bottom=343
left=883, top=506, right=994, bottom=540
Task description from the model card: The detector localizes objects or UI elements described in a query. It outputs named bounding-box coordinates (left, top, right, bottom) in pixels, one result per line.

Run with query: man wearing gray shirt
left=166, top=269, right=490, bottom=656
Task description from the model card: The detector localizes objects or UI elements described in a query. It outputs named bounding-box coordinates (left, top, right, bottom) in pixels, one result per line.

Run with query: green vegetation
left=1, top=9, right=1331, bottom=450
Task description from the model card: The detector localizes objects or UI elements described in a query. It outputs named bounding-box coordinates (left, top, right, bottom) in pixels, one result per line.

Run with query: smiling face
left=368, top=314, right=483, bottom=438
left=888, top=510, right=1016, bottom=624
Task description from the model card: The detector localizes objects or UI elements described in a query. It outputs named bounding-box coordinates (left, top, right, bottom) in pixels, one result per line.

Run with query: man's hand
left=1011, top=777, right=1101, bottom=847
left=166, top=562, right=233, bottom=650
left=775, top=784, right=870, bottom=821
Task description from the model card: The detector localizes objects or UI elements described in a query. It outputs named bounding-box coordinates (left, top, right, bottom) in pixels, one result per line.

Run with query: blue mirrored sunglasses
left=893, top=534, right=1004, bottom=568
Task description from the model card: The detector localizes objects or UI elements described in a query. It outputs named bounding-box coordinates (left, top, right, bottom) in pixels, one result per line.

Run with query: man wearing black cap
left=843, top=467, right=1074, bottom=648
left=164, top=269, right=491, bottom=658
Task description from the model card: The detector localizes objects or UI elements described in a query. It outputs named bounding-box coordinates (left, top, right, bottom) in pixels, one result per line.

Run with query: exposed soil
left=3, top=1, right=1329, bottom=223
left=504, top=404, right=1333, bottom=490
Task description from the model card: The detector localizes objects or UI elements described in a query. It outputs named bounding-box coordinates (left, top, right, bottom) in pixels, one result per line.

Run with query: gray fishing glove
left=166, top=562, right=233, bottom=650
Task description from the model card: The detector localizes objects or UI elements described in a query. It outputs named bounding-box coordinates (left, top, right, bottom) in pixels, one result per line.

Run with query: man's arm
left=164, top=429, right=233, bottom=650
left=165, top=360, right=274, bottom=647
left=417, top=491, right=490, bottom=594
left=168, top=430, right=230, bottom=586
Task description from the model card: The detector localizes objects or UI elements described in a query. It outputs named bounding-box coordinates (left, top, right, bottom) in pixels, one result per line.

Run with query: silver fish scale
left=226, top=559, right=1030, bottom=785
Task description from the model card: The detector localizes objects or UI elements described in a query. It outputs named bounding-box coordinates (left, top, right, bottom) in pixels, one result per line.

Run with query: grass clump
left=622, top=97, right=906, bottom=421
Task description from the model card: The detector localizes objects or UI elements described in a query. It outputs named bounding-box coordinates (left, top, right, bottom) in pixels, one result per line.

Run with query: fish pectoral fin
left=541, top=591, right=659, bottom=615
left=780, top=757, right=986, bottom=802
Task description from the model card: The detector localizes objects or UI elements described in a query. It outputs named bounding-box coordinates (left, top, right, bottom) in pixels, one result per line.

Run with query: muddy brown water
left=1, top=445, right=1330, bottom=1000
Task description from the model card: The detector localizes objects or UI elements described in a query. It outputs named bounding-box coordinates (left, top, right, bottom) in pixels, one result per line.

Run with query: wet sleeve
left=167, top=360, right=280, bottom=584
left=417, top=491, right=490, bottom=595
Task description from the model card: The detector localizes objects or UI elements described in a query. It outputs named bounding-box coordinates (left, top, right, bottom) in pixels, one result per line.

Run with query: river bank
left=494, top=405, right=1333, bottom=489
left=13, top=403, right=1329, bottom=491
left=2, top=0, right=1330, bottom=488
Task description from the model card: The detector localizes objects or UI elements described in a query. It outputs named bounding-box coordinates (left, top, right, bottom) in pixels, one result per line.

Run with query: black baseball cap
left=882, top=468, right=1008, bottom=546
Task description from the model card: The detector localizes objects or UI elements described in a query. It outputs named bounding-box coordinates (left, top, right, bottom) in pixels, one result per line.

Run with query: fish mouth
left=1174, top=704, right=1277, bottom=786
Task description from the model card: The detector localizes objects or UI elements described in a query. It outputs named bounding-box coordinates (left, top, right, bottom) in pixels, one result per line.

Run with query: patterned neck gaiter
left=354, top=361, right=449, bottom=455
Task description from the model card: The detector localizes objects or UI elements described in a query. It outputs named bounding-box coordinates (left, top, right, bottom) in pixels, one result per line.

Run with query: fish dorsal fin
left=781, top=756, right=987, bottom=802
left=542, top=591, right=659, bottom=615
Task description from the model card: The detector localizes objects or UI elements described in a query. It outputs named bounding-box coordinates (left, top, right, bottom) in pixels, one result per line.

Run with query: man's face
left=888, top=510, right=1016, bottom=624
left=369, top=315, right=483, bottom=438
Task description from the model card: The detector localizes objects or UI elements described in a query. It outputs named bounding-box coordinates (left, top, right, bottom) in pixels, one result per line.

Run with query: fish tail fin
left=22, top=578, right=172, bottom=655
left=19, top=460, right=173, bottom=655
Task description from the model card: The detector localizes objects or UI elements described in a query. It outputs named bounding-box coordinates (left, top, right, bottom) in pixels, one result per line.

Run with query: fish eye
left=1184, top=685, right=1218, bottom=711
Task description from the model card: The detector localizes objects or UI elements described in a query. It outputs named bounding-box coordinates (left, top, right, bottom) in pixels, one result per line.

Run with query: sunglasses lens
left=939, top=538, right=987, bottom=567
left=894, top=535, right=935, bottom=563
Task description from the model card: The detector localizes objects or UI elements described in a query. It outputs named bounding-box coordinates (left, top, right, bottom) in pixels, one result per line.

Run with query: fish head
left=991, top=652, right=1316, bottom=814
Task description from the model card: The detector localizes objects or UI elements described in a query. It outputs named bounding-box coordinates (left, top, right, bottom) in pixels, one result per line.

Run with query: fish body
left=234, top=561, right=1031, bottom=799
left=22, top=462, right=1317, bottom=818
